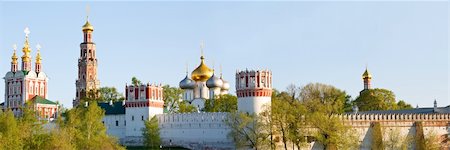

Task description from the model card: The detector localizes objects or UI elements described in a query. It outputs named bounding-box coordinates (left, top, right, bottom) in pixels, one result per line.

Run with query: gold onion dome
left=11, top=45, right=18, bottom=64
left=191, top=56, right=213, bottom=82
left=82, top=20, right=94, bottom=31
left=362, top=68, right=372, bottom=79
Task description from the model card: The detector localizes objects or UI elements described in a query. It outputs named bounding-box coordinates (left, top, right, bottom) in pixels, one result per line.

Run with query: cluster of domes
left=179, top=55, right=229, bottom=90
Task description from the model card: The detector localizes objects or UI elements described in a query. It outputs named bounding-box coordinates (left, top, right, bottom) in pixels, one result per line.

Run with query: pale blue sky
left=0, top=1, right=448, bottom=108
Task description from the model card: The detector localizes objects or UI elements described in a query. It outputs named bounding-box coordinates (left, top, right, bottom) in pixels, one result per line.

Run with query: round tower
left=236, top=69, right=272, bottom=114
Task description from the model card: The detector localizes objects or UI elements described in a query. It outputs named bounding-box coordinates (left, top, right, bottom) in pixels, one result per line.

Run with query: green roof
left=30, top=95, right=57, bottom=105
left=98, top=102, right=125, bottom=115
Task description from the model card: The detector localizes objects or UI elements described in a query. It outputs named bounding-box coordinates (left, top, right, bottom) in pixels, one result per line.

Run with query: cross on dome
left=24, top=27, right=30, bottom=37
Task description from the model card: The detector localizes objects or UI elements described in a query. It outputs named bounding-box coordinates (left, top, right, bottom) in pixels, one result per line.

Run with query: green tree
left=396, top=100, right=413, bottom=110
left=354, top=88, right=398, bottom=111
left=0, top=110, right=23, bottom=149
left=226, top=112, right=271, bottom=150
left=162, top=85, right=184, bottom=113
left=99, top=87, right=125, bottom=102
left=204, top=94, right=237, bottom=112
left=131, top=76, right=142, bottom=86
left=299, top=83, right=358, bottom=149
left=300, top=83, right=349, bottom=114
left=415, top=121, right=426, bottom=150
left=62, top=102, right=124, bottom=150
left=143, top=116, right=161, bottom=148
left=308, top=112, right=359, bottom=150
left=371, top=122, right=384, bottom=150
left=384, top=128, right=412, bottom=150
left=178, top=101, right=197, bottom=113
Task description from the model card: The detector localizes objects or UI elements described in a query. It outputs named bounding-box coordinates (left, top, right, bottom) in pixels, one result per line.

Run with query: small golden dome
left=11, top=51, right=18, bottom=64
left=82, top=21, right=94, bottom=31
left=362, top=69, right=372, bottom=79
left=191, top=56, right=213, bottom=82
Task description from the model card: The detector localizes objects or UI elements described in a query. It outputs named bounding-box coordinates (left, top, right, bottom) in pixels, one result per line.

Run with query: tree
left=354, top=88, right=398, bottom=111
left=178, top=101, right=197, bottom=113
left=299, top=83, right=358, bottom=149
left=143, top=116, right=161, bottom=148
left=162, top=85, right=184, bottom=113
left=99, top=87, right=125, bottom=102
left=424, top=130, right=441, bottom=150
left=384, top=128, right=412, bottom=150
left=415, top=121, right=426, bottom=150
left=396, top=100, right=413, bottom=110
left=204, top=94, right=238, bottom=112
left=300, top=83, right=349, bottom=114
left=62, top=102, right=124, bottom=150
left=0, top=110, right=23, bottom=149
left=371, top=122, right=384, bottom=150
left=226, top=112, right=271, bottom=150
left=131, top=76, right=141, bottom=86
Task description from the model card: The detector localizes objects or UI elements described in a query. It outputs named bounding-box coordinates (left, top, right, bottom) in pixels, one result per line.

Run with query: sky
left=0, top=1, right=448, bottom=108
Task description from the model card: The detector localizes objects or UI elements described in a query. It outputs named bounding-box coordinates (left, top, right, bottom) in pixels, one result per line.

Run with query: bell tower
left=74, top=14, right=100, bottom=107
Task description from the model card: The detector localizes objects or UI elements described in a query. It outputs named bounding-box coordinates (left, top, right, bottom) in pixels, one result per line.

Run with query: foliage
left=384, top=128, right=413, bottom=150
left=424, top=130, right=441, bottom=150
left=371, top=122, right=384, bottom=150
left=61, top=102, right=124, bottom=150
left=162, top=85, right=184, bottom=113
left=396, top=100, right=413, bottom=110
left=178, top=101, right=197, bottom=113
left=299, top=83, right=349, bottom=114
left=415, top=121, right=426, bottom=150
left=131, top=76, right=142, bottom=86
left=204, top=94, right=237, bottom=112
left=354, top=88, right=402, bottom=111
left=0, top=110, right=23, bottom=149
left=298, top=83, right=358, bottom=149
left=226, top=112, right=271, bottom=150
left=98, top=87, right=125, bottom=102
left=308, top=112, right=359, bottom=150
left=142, top=116, right=161, bottom=148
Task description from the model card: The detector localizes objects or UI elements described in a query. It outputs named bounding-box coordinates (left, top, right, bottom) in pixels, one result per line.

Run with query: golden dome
left=191, top=56, right=213, bottom=82
left=11, top=50, right=18, bottom=64
left=362, top=68, right=372, bottom=79
left=82, top=21, right=94, bottom=31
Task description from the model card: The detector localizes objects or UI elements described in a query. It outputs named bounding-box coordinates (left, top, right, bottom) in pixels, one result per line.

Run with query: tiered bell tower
left=74, top=16, right=100, bottom=107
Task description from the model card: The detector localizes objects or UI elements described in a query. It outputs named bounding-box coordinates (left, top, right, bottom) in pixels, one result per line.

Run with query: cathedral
left=3, top=28, right=58, bottom=119
left=179, top=50, right=230, bottom=110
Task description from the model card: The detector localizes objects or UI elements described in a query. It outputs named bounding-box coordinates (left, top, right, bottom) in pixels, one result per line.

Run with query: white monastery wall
left=157, top=112, right=233, bottom=149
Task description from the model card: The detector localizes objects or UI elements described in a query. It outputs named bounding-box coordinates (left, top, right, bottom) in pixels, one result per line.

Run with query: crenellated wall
left=156, top=112, right=233, bottom=149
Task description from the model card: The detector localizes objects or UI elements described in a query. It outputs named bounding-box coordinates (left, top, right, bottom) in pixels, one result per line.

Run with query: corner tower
left=236, top=69, right=272, bottom=114
left=74, top=16, right=100, bottom=107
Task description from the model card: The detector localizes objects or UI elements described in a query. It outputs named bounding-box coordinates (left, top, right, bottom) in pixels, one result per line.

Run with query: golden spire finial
left=36, top=44, right=42, bottom=64
left=82, top=5, right=94, bottom=31
left=11, top=44, right=18, bottom=64
left=22, top=27, right=31, bottom=62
